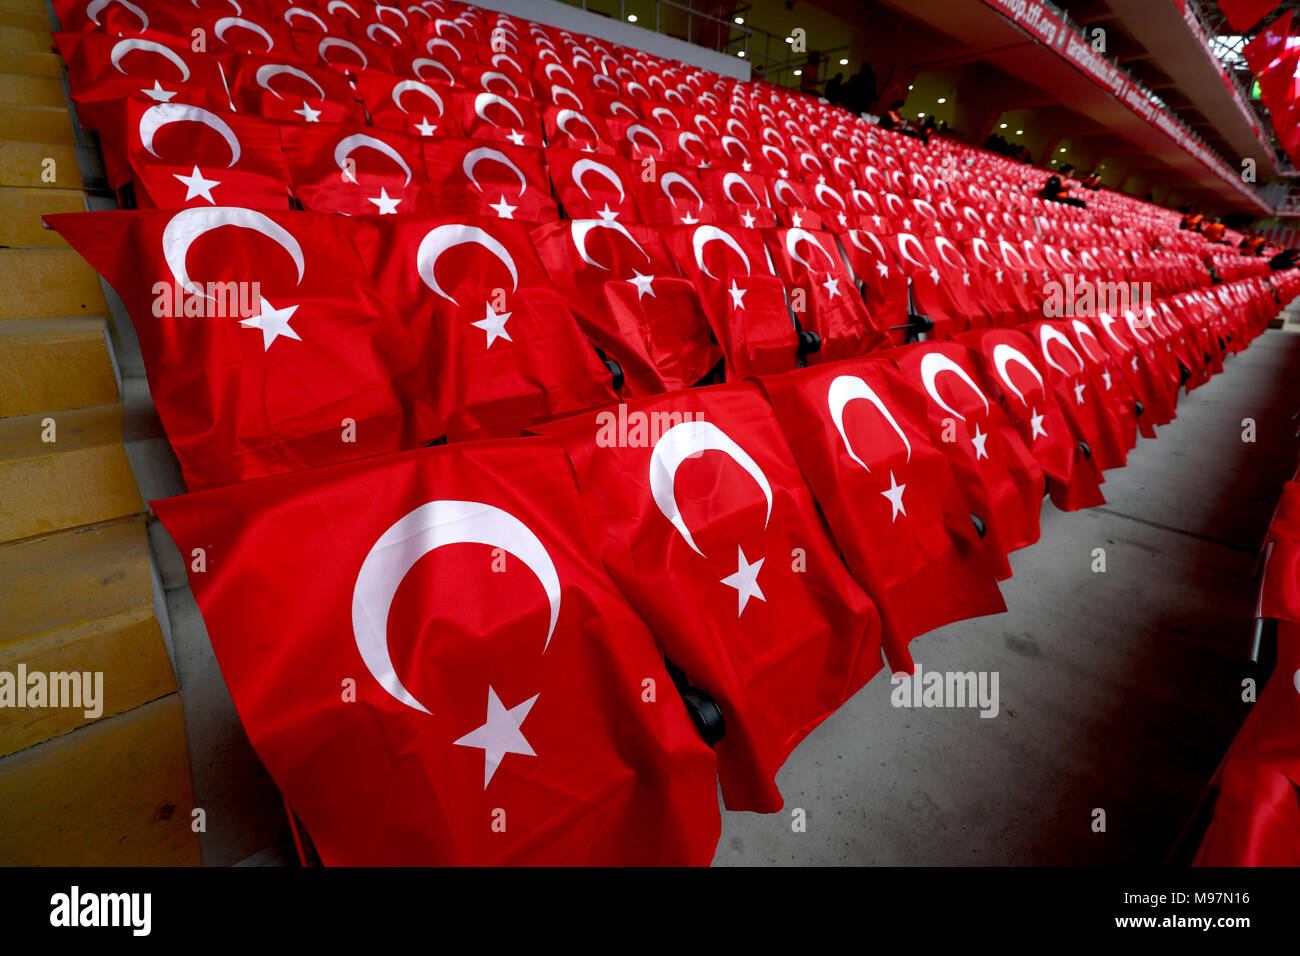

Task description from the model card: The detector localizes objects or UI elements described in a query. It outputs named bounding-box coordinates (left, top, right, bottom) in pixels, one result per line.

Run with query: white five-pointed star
left=596, top=202, right=619, bottom=221
left=963, top=271, right=972, bottom=285
left=1131, top=355, right=1140, bottom=371
left=1101, top=370, right=1112, bottom=390
left=741, top=159, right=752, bottom=172
left=720, top=546, right=766, bottom=616
left=1074, top=381, right=1087, bottom=405
left=414, top=116, right=437, bottom=136
left=875, top=261, right=889, bottom=278
left=822, top=276, right=840, bottom=298
left=836, top=212, right=848, bottom=227
left=728, top=279, right=747, bottom=308
left=971, top=422, right=989, bottom=460
left=453, top=686, right=538, bottom=788
left=628, top=270, right=655, bottom=299
left=928, top=266, right=940, bottom=283
left=489, top=195, right=517, bottom=218
left=741, top=209, right=756, bottom=228
left=472, top=303, right=512, bottom=347
left=881, top=470, right=907, bottom=521
left=790, top=211, right=803, bottom=227
left=241, top=297, right=300, bottom=350
left=995, top=269, right=1004, bottom=282
left=1030, top=407, right=1047, bottom=439
left=173, top=165, right=220, bottom=203
left=505, top=130, right=527, bottom=146
left=680, top=211, right=700, bottom=224
left=141, top=80, right=176, bottom=102
left=294, top=100, right=322, bottom=122
left=367, top=186, right=402, bottom=214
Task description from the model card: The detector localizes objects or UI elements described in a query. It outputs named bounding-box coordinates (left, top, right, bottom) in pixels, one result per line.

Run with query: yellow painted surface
left=0, top=318, right=117, bottom=418
left=0, top=248, right=107, bottom=319
left=0, top=25, right=49, bottom=53
left=0, top=139, right=80, bottom=187
left=0, top=72, right=64, bottom=108
left=0, top=405, right=143, bottom=544
left=0, top=9, right=48, bottom=30
left=0, top=49, right=60, bottom=79
left=0, top=518, right=177, bottom=755
left=0, top=103, right=75, bottom=145
left=0, top=186, right=81, bottom=245
left=0, top=694, right=202, bottom=865
left=0, top=0, right=49, bottom=16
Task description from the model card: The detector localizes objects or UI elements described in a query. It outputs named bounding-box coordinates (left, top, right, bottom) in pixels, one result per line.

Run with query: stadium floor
left=713, top=326, right=1300, bottom=866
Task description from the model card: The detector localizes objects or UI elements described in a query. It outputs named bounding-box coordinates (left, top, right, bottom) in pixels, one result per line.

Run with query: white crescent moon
left=625, top=124, right=663, bottom=151
left=425, top=36, right=461, bottom=58
left=592, top=73, right=619, bottom=93
left=1125, top=311, right=1153, bottom=344
left=848, top=229, right=886, bottom=259
left=649, top=421, right=772, bottom=557
left=678, top=131, right=705, bottom=158
left=551, top=86, right=583, bottom=109
left=722, top=135, right=750, bottom=160
left=88, top=0, right=148, bottom=31
left=544, top=63, right=573, bottom=84
left=192, top=0, right=241, bottom=10
left=919, top=351, right=989, bottom=421
left=319, top=37, right=367, bottom=68
left=479, top=70, right=519, bottom=97
left=992, top=343, right=1044, bottom=406
left=651, top=106, right=676, bottom=126
left=726, top=116, right=747, bottom=138
left=367, top=22, right=402, bottom=45
left=255, top=63, right=324, bottom=100
left=695, top=115, right=718, bottom=136
left=352, top=500, right=560, bottom=715
left=851, top=189, right=875, bottom=211
left=762, top=144, right=787, bottom=169
left=1071, top=320, right=1106, bottom=361
left=998, top=238, right=1025, bottom=269
left=474, top=92, right=524, bottom=128
left=660, top=172, right=702, bottom=209
left=139, top=103, right=241, bottom=166
left=417, top=224, right=517, bottom=305
left=800, top=152, right=823, bottom=173
left=283, top=7, right=327, bottom=31
left=162, top=206, right=303, bottom=296
left=463, top=147, right=527, bottom=197
left=814, top=182, right=845, bottom=209
left=571, top=158, right=623, bottom=201
left=110, top=38, right=189, bottom=80
left=214, top=16, right=273, bottom=51
left=722, top=171, right=760, bottom=207
left=762, top=127, right=784, bottom=147
left=1098, top=312, right=1125, bottom=349
left=570, top=219, right=647, bottom=269
left=556, top=109, right=598, bottom=141
left=1038, top=324, right=1084, bottom=375
left=897, top=233, right=929, bottom=270
left=410, top=58, right=455, bottom=83
left=392, top=79, right=444, bottom=116
left=375, top=3, right=407, bottom=24
left=785, top=228, right=832, bottom=271
left=327, top=0, right=359, bottom=16
left=933, top=236, right=964, bottom=268
left=971, top=237, right=995, bottom=267
left=692, top=225, right=749, bottom=278
left=828, top=375, right=911, bottom=471
left=773, top=180, right=800, bottom=207
left=334, top=134, right=412, bottom=185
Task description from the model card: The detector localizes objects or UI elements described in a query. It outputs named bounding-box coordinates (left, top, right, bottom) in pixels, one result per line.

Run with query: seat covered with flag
left=152, top=438, right=722, bottom=865
left=535, top=383, right=884, bottom=812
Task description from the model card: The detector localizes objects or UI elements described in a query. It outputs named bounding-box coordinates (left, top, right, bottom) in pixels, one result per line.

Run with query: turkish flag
left=1194, top=622, right=1300, bottom=866
left=451, top=88, right=543, bottom=148
left=890, top=341, right=1046, bottom=579
left=46, top=208, right=441, bottom=490
left=53, top=31, right=230, bottom=120
left=661, top=223, right=799, bottom=380
left=281, top=122, right=431, bottom=216
left=1063, top=317, right=1142, bottom=448
left=544, top=148, right=640, bottom=222
left=839, top=228, right=909, bottom=345
left=962, top=328, right=1105, bottom=512
left=764, top=227, right=887, bottom=361
left=1221, top=0, right=1281, bottom=34
left=354, top=70, right=461, bottom=140
left=223, top=52, right=364, bottom=125
left=757, top=359, right=1005, bottom=671
left=701, top=169, right=777, bottom=228
left=423, top=137, right=558, bottom=223
left=353, top=215, right=618, bottom=441
left=50, top=0, right=188, bottom=40
left=632, top=163, right=715, bottom=227
left=152, top=438, right=722, bottom=864
left=535, top=384, right=884, bottom=812
left=531, top=219, right=721, bottom=396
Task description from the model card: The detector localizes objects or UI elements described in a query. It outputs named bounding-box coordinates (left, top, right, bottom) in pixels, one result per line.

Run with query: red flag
left=354, top=70, right=460, bottom=140
left=281, top=123, right=431, bottom=216
left=46, top=208, right=440, bottom=489
left=223, top=53, right=364, bottom=125
left=531, top=219, right=721, bottom=396
left=153, top=438, right=722, bottom=864
left=535, top=384, right=885, bottom=812
left=840, top=228, right=909, bottom=344
left=423, top=137, right=558, bottom=223
left=1223, top=0, right=1284, bottom=35
left=757, top=359, right=1005, bottom=670
left=353, top=215, right=618, bottom=441
left=544, top=148, right=639, bottom=222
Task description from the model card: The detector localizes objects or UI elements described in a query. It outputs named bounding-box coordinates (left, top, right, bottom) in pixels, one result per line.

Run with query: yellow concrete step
left=0, top=693, right=202, bottom=864
left=0, top=185, right=81, bottom=245
left=0, top=517, right=177, bottom=757
left=0, top=103, right=75, bottom=145
left=1, top=0, right=51, bottom=16
left=0, top=72, right=65, bottom=109
left=0, top=317, right=117, bottom=419
left=0, top=403, right=143, bottom=544
left=0, top=25, right=49, bottom=53
left=0, top=139, right=80, bottom=187
left=0, top=48, right=60, bottom=78
left=0, top=9, right=49, bottom=30
left=0, top=247, right=106, bottom=318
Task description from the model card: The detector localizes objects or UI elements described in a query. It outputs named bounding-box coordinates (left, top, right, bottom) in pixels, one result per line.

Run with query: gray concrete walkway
left=713, top=328, right=1300, bottom=865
